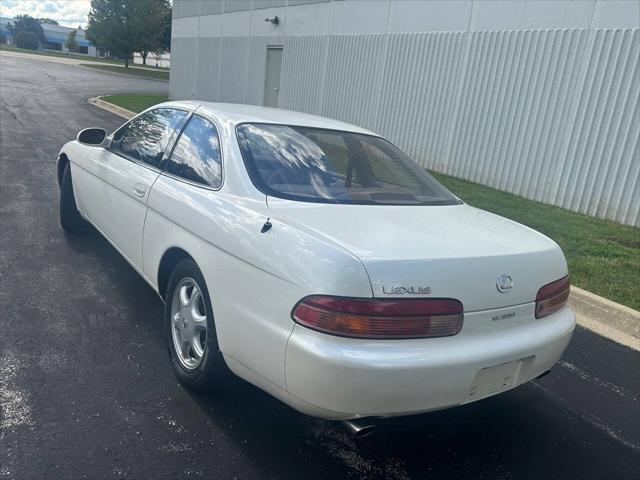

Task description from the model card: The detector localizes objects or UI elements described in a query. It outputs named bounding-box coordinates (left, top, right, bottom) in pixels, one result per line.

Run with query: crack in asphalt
left=0, top=100, right=28, bottom=131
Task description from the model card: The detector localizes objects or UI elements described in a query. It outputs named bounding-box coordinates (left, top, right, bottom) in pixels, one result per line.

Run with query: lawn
left=433, top=173, right=639, bottom=310
left=97, top=93, right=640, bottom=310
left=101, top=94, right=169, bottom=113
left=81, top=64, right=169, bottom=81
left=1, top=44, right=124, bottom=65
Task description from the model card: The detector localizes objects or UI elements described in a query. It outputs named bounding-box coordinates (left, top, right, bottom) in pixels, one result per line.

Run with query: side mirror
left=77, top=128, right=107, bottom=146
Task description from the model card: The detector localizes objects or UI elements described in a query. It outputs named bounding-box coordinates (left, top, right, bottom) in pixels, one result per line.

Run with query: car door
left=75, top=108, right=189, bottom=271
left=144, top=114, right=296, bottom=388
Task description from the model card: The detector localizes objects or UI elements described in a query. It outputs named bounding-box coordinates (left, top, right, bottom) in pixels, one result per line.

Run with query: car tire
left=164, top=258, right=228, bottom=391
left=59, top=162, right=87, bottom=234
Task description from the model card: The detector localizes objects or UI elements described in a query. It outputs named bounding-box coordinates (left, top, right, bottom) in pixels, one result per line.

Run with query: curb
left=569, top=286, right=640, bottom=351
left=87, top=96, right=136, bottom=119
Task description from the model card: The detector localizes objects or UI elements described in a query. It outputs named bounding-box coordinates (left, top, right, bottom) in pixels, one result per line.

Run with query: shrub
left=15, top=31, right=39, bottom=50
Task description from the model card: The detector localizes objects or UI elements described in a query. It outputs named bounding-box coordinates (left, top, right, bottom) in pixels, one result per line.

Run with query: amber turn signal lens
left=535, top=276, right=570, bottom=319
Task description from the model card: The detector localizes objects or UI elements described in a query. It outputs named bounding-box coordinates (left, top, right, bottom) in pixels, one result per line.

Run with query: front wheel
left=164, top=259, right=228, bottom=391
left=59, top=162, right=87, bottom=234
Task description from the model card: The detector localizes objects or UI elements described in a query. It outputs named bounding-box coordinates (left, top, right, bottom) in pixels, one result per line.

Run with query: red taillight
left=535, top=276, right=570, bottom=319
left=291, top=296, right=463, bottom=339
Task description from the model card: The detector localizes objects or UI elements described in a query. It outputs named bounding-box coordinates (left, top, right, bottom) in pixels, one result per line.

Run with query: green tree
left=7, top=15, right=45, bottom=44
left=159, top=3, right=172, bottom=56
left=14, top=31, right=39, bottom=50
left=134, top=0, right=171, bottom=65
left=86, top=0, right=169, bottom=68
left=86, top=0, right=136, bottom=67
left=38, top=18, right=59, bottom=25
left=64, top=29, right=79, bottom=53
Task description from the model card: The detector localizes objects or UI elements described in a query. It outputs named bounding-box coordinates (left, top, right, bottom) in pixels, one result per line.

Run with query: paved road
left=1, top=54, right=638, bottom=480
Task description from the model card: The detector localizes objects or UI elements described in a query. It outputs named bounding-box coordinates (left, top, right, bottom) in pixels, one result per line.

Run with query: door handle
left=133, top=184, right=146, bottom=198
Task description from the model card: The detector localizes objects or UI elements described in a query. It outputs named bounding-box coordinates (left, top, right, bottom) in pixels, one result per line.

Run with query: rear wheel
left=164, top=259, right=228, bottom=391
left=59, top=162, right=87, bottom=234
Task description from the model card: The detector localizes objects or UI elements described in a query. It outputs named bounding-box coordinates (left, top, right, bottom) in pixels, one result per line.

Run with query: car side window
left=165, top=115, right=222, bottom=188
left=112, top=108, right=188, bottom=168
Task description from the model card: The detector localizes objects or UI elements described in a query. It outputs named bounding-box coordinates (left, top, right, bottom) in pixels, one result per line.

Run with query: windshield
left=236, top=124, right=460, bottom=206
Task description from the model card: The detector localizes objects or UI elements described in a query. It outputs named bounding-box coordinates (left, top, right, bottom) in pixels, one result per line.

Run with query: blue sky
left=0, top=1, right=92, bottom=28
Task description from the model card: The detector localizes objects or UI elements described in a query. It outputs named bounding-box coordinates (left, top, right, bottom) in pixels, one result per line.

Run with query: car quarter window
left=112, top=108, right=188, bottom=168
left=165, top=115, right=222, bottom=188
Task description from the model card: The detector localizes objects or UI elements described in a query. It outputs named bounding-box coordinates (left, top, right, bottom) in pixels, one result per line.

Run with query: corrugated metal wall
left=173, top=0, right=332, bottom=17
left=170, top=28, right=639, bottom=226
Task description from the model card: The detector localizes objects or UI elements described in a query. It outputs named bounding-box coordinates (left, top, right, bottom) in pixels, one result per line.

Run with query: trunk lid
left=268, top=199, right=567, bottom=312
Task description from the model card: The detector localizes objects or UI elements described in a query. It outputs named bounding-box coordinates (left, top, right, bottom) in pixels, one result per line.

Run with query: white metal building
left=170, top=0, right=640, bottom=226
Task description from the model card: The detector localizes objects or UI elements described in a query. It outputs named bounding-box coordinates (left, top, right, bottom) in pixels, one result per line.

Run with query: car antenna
left=261, top=217, right=273, bottom=233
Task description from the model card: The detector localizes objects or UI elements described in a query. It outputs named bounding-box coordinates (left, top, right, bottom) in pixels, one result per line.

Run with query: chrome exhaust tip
left=341, top=418, right=376, bottom=438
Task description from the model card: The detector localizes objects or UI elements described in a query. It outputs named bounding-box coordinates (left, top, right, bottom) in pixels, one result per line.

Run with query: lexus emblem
left=496, top=275, right=513, bottom=293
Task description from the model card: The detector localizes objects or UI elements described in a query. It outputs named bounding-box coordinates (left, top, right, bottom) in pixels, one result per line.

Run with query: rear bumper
left=284, top=305, right=575, bottom=419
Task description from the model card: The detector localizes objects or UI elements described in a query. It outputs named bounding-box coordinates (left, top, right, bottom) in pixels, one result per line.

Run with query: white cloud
left=0, top=0, right=91, bottom=28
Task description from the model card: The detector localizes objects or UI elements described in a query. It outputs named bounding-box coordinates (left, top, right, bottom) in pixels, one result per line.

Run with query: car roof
left=156, top=100, right=378, bottom=136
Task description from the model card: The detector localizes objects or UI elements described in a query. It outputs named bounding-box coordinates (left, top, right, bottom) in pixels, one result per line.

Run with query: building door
left=263, top=46, right=283, bottom=108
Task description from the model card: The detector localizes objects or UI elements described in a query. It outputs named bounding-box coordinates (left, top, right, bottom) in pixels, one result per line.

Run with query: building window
left=43, top=42, right=62, bottom=51
left=77, top=46, right=88, bottom=54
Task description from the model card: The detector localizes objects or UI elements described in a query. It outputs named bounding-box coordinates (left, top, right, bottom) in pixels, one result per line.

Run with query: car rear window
left=236, top=123, right=460, bottom=206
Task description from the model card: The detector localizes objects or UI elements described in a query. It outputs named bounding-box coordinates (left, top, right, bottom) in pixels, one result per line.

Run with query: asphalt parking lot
left=1, top=54, right=639, bottom=480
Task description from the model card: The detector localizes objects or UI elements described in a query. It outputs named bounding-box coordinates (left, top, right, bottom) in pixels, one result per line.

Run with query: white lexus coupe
left=57, top=102, right=575, bottom=435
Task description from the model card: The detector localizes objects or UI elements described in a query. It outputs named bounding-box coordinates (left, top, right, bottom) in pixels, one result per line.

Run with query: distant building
left=133, top=51, right=170, bottom=68
left=0, top=17, right=102, bottom=57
